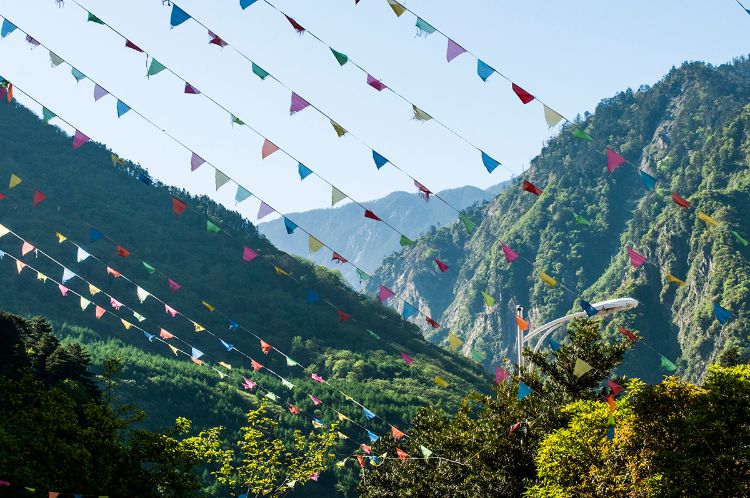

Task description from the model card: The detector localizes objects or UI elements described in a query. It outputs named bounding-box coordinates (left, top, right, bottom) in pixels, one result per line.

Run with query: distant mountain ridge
left=367, top=59, right=750, bottom=383
left=258, top=183, right=507, bottom=287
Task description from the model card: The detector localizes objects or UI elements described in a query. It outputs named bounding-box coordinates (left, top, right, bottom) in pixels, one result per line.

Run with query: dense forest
left=369, top=58, right=750, bottom=383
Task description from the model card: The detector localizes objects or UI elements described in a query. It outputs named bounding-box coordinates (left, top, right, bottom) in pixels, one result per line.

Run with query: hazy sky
left=0, top=0, right=747, bottom=222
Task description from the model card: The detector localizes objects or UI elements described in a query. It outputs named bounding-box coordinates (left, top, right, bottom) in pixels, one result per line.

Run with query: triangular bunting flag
left=481, top=151, right=500, bottom=173
left=617, top=326, right=638, bottom=342
left=698, top=211, right=718, bottom=227
left=170, top=4, right=191, bottom=27
left=580, top=299, right=599, bottom=317
left=8, top=173, right=21, bottom=189
left=415, top=17, right=436, bottom=36
left=184, top=82, right=200, bottom=94
left=329, top=47, right=348, bottom=66
left=412, top=105, right=432, bottom=121
left=547, top=337, right=561, bottom=351
left=215, top=170, right=231, bottom=190
left=372, top=150, right=389, bottom=169
left=257, top=202, right=274, bottom=219
left=459, top=213, right=476, bottom=233
left=511, top=83, right=534, bottom=104
left=297, top=163, right=313, bottom=180
left=714, top=303, right=732, bottom=325
left=206, top=220, right=221, bottom=233
left=21, top=241, right=35, bottom=256
left=671, top=192, right=691, bottom=209
left=378, top=285, right=395, bottom=303
left=495, top=367, right=510, bottom=383
left=308, top=236, right=324, bottom=253
left=626, top=247, right=647, bottom=268
left=93, top=84, right=109, bottom=102
left=515, top=315, right=529, bottom=331
left=367, top=74, right=387, bottom=91
left=73, top=130, right=90, bottom=149
left=285, top=15, right=305, bottom=33
left=502, top=244, right=519, bottom=262
left=573, top=358, right=593, bottom=377
left=147, top=58, right=166, bottom=77
left=283, top=217, right=298, bottom=234
left=289, top=92, right=310, bottom=114
left=447, top=332, right=462, bottom=350
left=517, top=382, right=533, bottom=400
left=446, top=39, right=466, bottom=62
left=540, top=271, right=557, bottom=287
left=364, top=209, right=382, bottom=221
left=330, top=119, right=346, bottom=137
left=477, top=59, right=494, bottom=81
left=641, top=170, right=657, bottom=190
left=190, top=152, right=205, bottom=171
left=434, top=257, right=449, bottom=272
left=607, top=148, right=626, bottom=173
left=543, top=105, right=563, bottom=127
left=338, top=309, right=351, bottom=322
left=33, top=190, right=46, bottom=206
left=402, top=302, right=418, bottom=319
left=660, top=355, right=677, bottom=371
left=136, top=287, right=150, bottom=303
left=522, top=180, right=543, bottom=196
left=61, top=268, right=75, bottom=284
left=252, top=63, right=269, bottom=80
left=481, top=291, right=495, bottom=307
left=572, top=128, right=593, bottom=141
left=666, top=274, right=685, bottom=286
left=401, top=352, right=414, bottom=366
left=331, top=186, right=347, bottom=206
left=387, top=0, right=406, bottom=16
left=399, top=235, right=414, bottom=246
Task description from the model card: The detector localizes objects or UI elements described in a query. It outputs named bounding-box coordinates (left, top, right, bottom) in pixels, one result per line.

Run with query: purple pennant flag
left=446, top=39, right=466, bottom=62
left=367, top=74, right=387, bottom=91
left=184, top=82, right=201, bottom=94
left=190, top=152, right=205, bottom=171
left=93, top=84, right=109, bottom=102
left=257, top=201, right=274, bottom=219
left=290, top=92, right=310, bottom=114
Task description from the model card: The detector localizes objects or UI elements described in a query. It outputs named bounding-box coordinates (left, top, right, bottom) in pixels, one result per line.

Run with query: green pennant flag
left=329, top=47, right=349, bottom=66
left=356, top=268, right=370, bottom=282
left=147, top=58, right=166, bottom=77
left=574, top=213, right=591, bottom=226
left=400, top=235, right=414, bottom=247
left=732, top=230, right=749, bottom=247
left=42, top=107, right=56, bottom=123
left=471, top=349, right=486, bottom=362
left=367, top=329, right=381, bottom=340
left=230, top=114, right=244, bottom=126
left=87, top=12, right=104, bottom=24
left=207, top=220, right=221, bottom=233
left=481, top=291, right=495, bottom=307
left=572, top=128, right=593, bottom=141
left=252, top=63, right=269, bottom=80
left=459, top=213, right=476, bottom=233
left=660, top=355, right=677, bottom=371
left=142, top=261, right=155, bottom=274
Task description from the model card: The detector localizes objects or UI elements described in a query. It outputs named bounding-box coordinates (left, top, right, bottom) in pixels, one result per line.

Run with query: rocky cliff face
left=368, top=59, right=750, bottom=382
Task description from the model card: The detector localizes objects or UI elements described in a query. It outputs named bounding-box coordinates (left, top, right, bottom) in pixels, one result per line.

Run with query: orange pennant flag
left=515, top=315, right=529, bottom=330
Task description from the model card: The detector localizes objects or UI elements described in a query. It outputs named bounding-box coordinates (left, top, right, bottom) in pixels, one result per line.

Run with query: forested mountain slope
left=368, top=59, right=750, bottom=382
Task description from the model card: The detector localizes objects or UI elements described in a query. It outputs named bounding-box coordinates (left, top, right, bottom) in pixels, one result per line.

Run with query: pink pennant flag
left=93, top=84, right=109, bottom=101
left=367, top=74, right=387, bottom=91
left=110, top=297, right=123, bottom=310
left=21, top=241, right=34, bottom=256
left=434, top=258, right=449, bottom=272
left=290, top=92, right=310, bottom=114
left=58, top=284, right=69, bottom=296
left=242, top=377, right=257, bottom=390
left=446, top=39, right=466, bottom=62
left=309, top=394, right=322, bottom=405
left=190, top=152, right=205, bottom=171
left=73, top=129, right=90, bottom=149
left=607, top=148, right=626, bottom=173
left=260, top=340, right=271, bottom=354
left=261, top=139, right=280, bottom=159
left=379, top=285, right=395, bottom=303
left=401, top=352, right=414, bottom=365
left=165, top=304, right=177, bottom=317
left=184, top=82, right=201, bottom=94
left=207, top=30, right=228, bottom=47
left=257, top=201, right=274, bottom=219
left=495, top=366, right=510, bottom=383
left=168, top=279, right=181, bottom=292
left=106, top=267, right=122, bottom=278
left=159, top=328, right=174, bottom=339
left=15, top=260, right=25, bottom=274
left=243, top=246, right=258, bottom=262
left=311, top=373, right=325, bottom=383
left=608, top=379, right=624, bottom=395
left=502, top=244, right=519, bottom=263
left=95, top=305, right=106, bottom=319
left=626, top=247, right=646, bottom=268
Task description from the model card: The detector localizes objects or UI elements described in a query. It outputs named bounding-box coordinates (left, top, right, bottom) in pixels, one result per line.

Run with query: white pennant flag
left=76, top=247, right=91, bottom=262
left=61, top=268, right=76, bottom=284
left=543, top=105, right=563, bottom=128
left=215, top=170, right=231, bottom=191
left=80, top=296, right=91, bottom=311
left=136, top=287, right=150, bottom=303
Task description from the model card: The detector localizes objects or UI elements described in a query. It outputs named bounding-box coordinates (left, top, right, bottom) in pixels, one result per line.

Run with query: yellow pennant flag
left=36, top=272, right=48, bottom=282
left=387, top=0, right=406, bottom=17
left=120, top=319, right=132, bottom=330
left=666, top=274, right=686, bottom=286
left=193, top=322, right=205, bottom=332
left=540, top=271, right=557, bottom=287
left=337, top=432, right=349, bottom=440
left=335, top=459, right=347, bottom=467
left=308, top=235, right=324, bottom=253
left=0, top=224, right=9, bottom=238
left=447, top=332, right=463, bottom=350
left=412, top=105, right=432, bottom=121
left=168, top=345, right=179, bottom=355
left=89, top=284, right=100, bottom=296
left=312, top=420, right=325, bottom=428
left=8, top=173, right=21, bottom=189
left=573, top=358, right=593, bottom=377
left=697, top=211, right=718, bottom=227
left=274, top=266, right=289, bottom=276
left=219, top=362, right=232, bottom=370
left=337, top=412, right=349, bottom=422
left=202, top=301, right=215, bottom=312
left=543, top=105, right=563, bottom=128
left=133, top=312, right=146, bottom=323
left=330, top=119, right=346, bottom=137
left=434, top=376, right=449, bottom=388
left=55, top=232, right=67, bottom=243
left=111, top=153, right=125, bottom=166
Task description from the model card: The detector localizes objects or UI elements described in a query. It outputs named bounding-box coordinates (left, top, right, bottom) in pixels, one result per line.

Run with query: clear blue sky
left=0, top=0, right=747, bottom=221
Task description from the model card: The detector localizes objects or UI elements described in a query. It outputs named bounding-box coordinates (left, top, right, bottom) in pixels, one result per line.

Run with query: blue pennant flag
left=517, top=382, right=533, bottom=400
left=640, top=170, right=657, bottom=190
left=713, top=303, right=732, bottom=325
left=228, top=319, right=239, bottom=331
left=372, top=150, right=388, bottom=169
left=144, top=332, right=155, bottom=342
left=402, top=302, right=418, bottom=319
left=481, top=151, right=500, bottom=173
left=192, top=347, right=204, bottom=359
left=477, top=59, right=495, bottom=82
left=116, top=100, right=130, bottom=117
left=367, top=430, right=379, bottom=442
left=313, top=418, right=325, bottom=427
left=607, top=424, right=615, bottom=441
left=298, top=162, right=313, bottom=180
left=284, top=217, right=298, bottom=234
left=239, top=0, right=258, bottom=8
left=90, top=228, right=103, bottom=242
left=546, top=337, right=561, bottom=351
left=1, top=19, right=17, bottom=38
left=306, top=290, right=320, bottom=304
left=580, top=299, right=599, bottom=317
left=363, top=407, right=376, bottom=420
left=170, top=4, right=191, bottom=27
left=220, top=339, right=233, bottom=351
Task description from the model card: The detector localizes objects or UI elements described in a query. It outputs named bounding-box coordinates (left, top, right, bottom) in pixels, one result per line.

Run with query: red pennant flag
left=106, top=267, right=121, bottom=278
left=172, top=197, right=187, bottom=215
left=289, top=404, right=301, bottom=415
left=606, top=395, right=615, bottom=413
left=515, top=315, right=529, bottom=331
left=607, top=379, right=624, bottom=395
left=511, top=83, right=534, bottom=104
left=356, top=455, right=365, bottom=468
left=338, top=309, right=351, bottom=322
left=607, top=148, right=626, bottom=173
left=434, top=258, right=449, bottom=272
left=391, top=426, right=406, bottom=440
left=33, top=190, right=46, bottom=206
left=364, top=209, right=381, bottom=221
left=285, top=15, right=305, bottom=33
left=508, top=422, right=522, bottom=435
left=251, top=359, right=263, bottom=371
left=125, top=39, right=143, bottom=52
left=332, top=252, right=348, bottom=264
left=425, top=316, right=440, bottom=329
left=260, top=340, right=271, bottom=354
left=617, top=326, right=638, bottom=342
left=415, top=180, right=431, bottom=201
left=117, top=245, right=130, bottom=257
left=671, top=192, right=691, bottom=209
left=207, top=30, right=228, bottom=47
left=626, top=247, right=646, bottom=268
left=396, top=448, right=409, bottom=461
left=502, top=244, right=519, bottom=263
left=522, top=179, right=542, bottom=196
